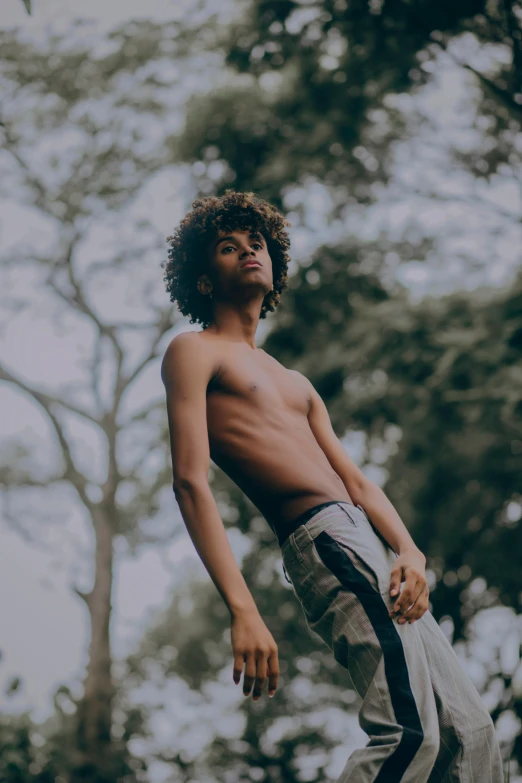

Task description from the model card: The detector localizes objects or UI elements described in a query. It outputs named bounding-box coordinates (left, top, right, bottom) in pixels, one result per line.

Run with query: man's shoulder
left=161, top=331, right=210, bottom=386
left=287, top=367, right=312, bottom=385
left=165, top=330, right=204, bottom=350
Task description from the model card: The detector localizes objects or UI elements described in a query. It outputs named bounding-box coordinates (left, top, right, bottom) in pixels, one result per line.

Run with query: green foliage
left=175, top=0, right=522, bottom=227
left=3, top=0, right=522, bottom=778
left=127, top=245, right=521, bottom=780
left=264, top=244, right=522, bottom=634
left=156, top=0, right=522, bottom=776
left=0, top=17, right=204, bottom=783
left=0, top=654, right=148, bottom=782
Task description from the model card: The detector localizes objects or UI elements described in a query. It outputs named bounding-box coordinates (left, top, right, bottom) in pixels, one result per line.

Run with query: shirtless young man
left=161, top=190, right=503, bottom=782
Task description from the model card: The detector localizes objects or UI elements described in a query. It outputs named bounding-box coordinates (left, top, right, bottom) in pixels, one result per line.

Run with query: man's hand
left=231, top=609, right=279, bottom=700
left=389, top=548, right=429, bottom=624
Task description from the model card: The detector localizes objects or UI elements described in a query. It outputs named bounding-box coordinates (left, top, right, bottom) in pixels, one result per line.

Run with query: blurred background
left=0, top=0, right=521, bottom=781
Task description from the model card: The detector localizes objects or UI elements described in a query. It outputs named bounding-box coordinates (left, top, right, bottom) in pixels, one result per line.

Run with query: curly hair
left=161, top=189, right=292, bottom=329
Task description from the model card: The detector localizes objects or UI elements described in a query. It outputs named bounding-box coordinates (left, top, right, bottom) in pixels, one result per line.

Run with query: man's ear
left=197, top=276, right=213, bottom=295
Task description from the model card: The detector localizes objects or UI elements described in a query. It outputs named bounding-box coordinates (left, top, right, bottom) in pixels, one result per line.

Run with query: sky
left=0, top=0, right=240, bottom=725
left=1, top=0, right=521, bottom=777
left=3, top=0, right=195, bottom=31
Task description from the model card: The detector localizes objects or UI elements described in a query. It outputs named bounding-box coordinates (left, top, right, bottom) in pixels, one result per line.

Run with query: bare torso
left=200, top=332, right=354, bottom=535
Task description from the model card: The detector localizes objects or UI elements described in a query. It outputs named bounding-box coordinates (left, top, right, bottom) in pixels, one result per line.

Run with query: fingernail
left=269, top=691, right=275, bottom=698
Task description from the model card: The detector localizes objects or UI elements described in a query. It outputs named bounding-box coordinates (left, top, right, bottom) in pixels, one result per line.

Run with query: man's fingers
left=267, top=649, right=279, bottom=697
left=400, top=597, right=428, bottom=623
left=233, top=643, right=279, bottom=699
left=233, top=652, right=244, bottom=685
left=389, top=564, right=403, bottom=597
left=388, top=554, right=429, bottom=624
left=392, top=578, right=418, bottom=614
left=252, top=655, right=268, bottom=701
left=392, top=568, right=424, bottom=613
left=242, top=653, right=257, bottom=696
left=395, top=585, right=430, bottom=624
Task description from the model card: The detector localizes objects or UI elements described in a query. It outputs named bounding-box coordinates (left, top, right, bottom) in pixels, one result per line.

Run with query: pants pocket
left=326, top=534, right=380, bottom=592
left=336, top=502, right=359, bottom=525
left=282, top=549, right=317, bottom=605
left=323, top=525, right=394, bottom=603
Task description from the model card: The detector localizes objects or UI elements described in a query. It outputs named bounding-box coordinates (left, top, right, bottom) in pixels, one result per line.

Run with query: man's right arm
left=161, top=332, right=279, bottom=699
left=161, top=332, right=255, bottom=616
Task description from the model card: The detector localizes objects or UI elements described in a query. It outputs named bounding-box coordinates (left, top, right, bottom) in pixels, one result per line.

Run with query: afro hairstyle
left=161, top=189, right=292, bottom=329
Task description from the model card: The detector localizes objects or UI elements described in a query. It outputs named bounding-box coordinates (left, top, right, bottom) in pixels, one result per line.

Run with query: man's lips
left=241, top=260, right=262, bottom=268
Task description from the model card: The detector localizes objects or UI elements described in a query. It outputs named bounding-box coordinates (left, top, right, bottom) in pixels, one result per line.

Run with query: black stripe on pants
left=314, top=531, right=425, bottom=782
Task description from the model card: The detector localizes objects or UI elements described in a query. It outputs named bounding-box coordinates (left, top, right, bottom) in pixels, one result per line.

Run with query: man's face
left=205, top=228, right=273, bottom=299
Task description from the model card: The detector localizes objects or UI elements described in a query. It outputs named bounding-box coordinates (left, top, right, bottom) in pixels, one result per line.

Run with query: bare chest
left=208, top=349, right=310, bottom=417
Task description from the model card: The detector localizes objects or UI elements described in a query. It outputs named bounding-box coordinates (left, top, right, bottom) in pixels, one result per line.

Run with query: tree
left=2, top=1, right=521, bottom=777
left=175, top=1, right=519, bottom=201
left=166, top=0, right=522, bottom=773
left=0, top=16, right=214, bottom=780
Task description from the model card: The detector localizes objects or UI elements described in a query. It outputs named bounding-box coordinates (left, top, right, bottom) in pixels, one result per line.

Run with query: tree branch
left=72, top=586, right=92, bottom=606
left=46, top=240, right=127, bottom=414
left=0, top=492, right=56, bottom=552
left=122, top=307, right=174, bottom=389
left=0, top=121, right=57, bottom=218
left=0, top=362, right=101, bottom=427
left=401, top=185, right=522, bottom=226
left=0, top=362, right=96, bottom=514
left=430, top=33, right=522, bottom=120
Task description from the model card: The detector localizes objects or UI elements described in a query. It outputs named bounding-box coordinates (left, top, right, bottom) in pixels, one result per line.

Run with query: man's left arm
left=304, top=375, right=429, bottom=624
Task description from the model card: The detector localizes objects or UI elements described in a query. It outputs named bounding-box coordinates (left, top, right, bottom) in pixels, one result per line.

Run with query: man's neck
left=205, top=299, right=262, bottom=347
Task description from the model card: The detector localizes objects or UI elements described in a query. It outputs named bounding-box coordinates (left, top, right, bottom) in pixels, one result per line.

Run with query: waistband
left=276, top=499, right=358, bottom=547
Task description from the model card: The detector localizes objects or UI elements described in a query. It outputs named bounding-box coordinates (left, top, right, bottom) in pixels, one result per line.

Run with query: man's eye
left=222, top=242, right=262, bottom=253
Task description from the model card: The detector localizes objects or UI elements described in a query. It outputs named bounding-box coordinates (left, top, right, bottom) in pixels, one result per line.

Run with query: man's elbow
left=172, top=473, right=209, bottom=497
left=347, top=474, right=372, bottom=505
